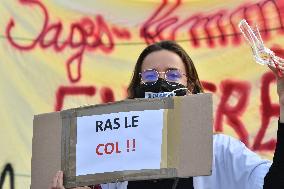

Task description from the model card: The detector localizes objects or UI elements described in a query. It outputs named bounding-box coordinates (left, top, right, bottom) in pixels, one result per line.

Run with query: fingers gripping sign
left=50, top=171, right=92, bottom=189
left=50, top=171, right=64, bottom=189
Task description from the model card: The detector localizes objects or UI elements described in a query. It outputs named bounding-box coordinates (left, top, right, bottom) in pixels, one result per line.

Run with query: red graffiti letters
left=6, top=0, right=131, bottom=83
left=214, top=80, right=251, bottom=146
left=140, top=0, right=284, bottom=46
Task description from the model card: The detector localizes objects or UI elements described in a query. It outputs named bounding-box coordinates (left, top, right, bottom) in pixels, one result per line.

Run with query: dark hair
left=127, top=40, right=204, bottom=98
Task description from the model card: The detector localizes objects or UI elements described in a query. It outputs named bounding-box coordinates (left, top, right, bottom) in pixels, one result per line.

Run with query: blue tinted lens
left=141, top=70, right=158, bottom=82
left=166, top=69, right=182, bottom=82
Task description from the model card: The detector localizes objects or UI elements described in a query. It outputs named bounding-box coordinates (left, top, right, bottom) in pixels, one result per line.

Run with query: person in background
left=50, top=40, right=284, bottom=189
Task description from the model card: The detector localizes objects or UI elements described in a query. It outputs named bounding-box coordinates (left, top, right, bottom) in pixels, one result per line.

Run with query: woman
left=51, top=40, right=284, bottom=189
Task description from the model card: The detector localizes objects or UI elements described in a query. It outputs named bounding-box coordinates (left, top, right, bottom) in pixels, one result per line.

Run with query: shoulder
left=212, top=133, right=260, bottom=166
left=213, top=133, right=242, bottom=143
left=213, top=133, right=245, bottom=152
left=212, top=133, right=271, bottom=167
left=212, top=134, right=242, bottom=166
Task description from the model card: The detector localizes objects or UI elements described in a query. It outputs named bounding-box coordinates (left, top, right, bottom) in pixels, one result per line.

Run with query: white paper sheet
left=76, top=109, right=164, bottom=176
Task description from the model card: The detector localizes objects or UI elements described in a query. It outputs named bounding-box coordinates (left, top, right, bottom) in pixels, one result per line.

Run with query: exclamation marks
left=127, top=140, right=130, bottom=152
left=126, top=139, right=136, bottom=152
left=132, top=139, right=136, bottom=151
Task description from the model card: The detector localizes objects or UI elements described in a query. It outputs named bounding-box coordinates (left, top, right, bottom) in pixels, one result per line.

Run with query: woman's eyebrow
left=167, top=67, right=179, bottom=70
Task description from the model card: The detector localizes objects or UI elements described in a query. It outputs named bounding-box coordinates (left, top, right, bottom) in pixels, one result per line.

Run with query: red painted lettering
left=96, top=144, right=104, bottom=156
left=252, top=72, right=278, bottom=151
left=214, top=80, right=251, bottom=146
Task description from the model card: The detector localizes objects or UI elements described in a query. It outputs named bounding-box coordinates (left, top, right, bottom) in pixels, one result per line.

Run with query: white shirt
left=193, top=134, right=271, bottom=189
left=101, top=134, right=272, bottom=189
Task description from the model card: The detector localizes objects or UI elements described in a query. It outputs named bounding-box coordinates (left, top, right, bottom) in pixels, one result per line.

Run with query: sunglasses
left=140, top=69, right=186, bottom=85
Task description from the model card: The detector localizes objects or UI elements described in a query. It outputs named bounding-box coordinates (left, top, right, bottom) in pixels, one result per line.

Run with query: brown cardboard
left=31, top=112, right=62, bottom=189
left=31, top=93, right=213, bottom=189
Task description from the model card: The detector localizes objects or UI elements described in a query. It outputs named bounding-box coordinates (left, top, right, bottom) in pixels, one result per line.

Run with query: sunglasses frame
left=139, top=68, right=187, bottom=86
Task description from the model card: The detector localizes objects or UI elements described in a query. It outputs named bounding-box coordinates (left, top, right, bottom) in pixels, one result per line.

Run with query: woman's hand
left=50, top=171, right=91, bottom=189
left=50, top=171, right=65, bottom=189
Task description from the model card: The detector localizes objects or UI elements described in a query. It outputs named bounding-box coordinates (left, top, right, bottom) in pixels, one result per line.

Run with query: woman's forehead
left=141, top=50, right=186, bottom=71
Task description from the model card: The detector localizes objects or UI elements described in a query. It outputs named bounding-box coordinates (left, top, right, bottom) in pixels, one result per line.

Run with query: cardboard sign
left=76, top=110, right=164, bottom=175
left=31, top=94, right=213, bottom=189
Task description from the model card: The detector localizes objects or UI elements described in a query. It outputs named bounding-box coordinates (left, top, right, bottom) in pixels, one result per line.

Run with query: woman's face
left=141, top=50, right=188, bottom=86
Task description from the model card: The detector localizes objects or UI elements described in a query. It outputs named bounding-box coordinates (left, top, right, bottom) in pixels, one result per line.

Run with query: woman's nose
left=158, top=72, right=166, bottom=79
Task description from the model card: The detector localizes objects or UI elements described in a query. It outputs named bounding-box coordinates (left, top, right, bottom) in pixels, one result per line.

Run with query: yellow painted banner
left=0, top=0, right=284, bottom=188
